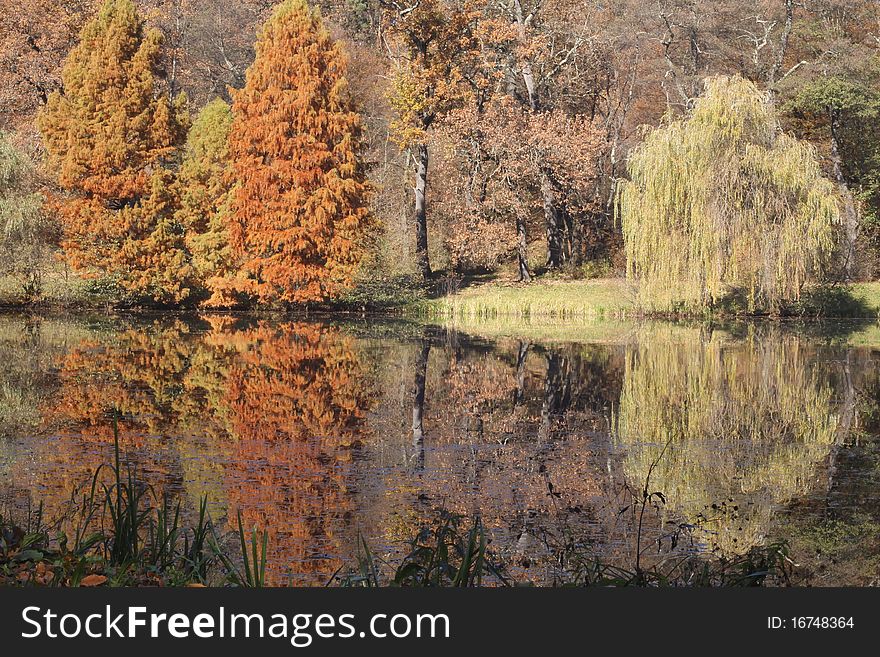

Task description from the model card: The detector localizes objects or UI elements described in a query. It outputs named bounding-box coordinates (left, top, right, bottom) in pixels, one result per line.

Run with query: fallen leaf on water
left=186, top=583, right=206, bottom=588
left=80, top=574, right=108, bottom=587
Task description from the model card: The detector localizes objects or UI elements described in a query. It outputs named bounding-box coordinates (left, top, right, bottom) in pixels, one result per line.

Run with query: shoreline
left=2, top=277, right=880, bottom=320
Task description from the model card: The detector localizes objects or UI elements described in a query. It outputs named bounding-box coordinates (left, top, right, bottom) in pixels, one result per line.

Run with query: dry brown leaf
left=80, top=574, right=108, bottom=587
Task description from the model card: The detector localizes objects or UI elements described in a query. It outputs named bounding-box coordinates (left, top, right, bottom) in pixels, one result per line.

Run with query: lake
left=1, top=313, right=878, bottom=585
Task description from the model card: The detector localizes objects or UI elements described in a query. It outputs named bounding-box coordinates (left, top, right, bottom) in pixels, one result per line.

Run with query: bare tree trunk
left=542, top=172, right=565, bottom=269
left=512, top=0, right=566, bottom=270
left=513, top=0, right=538, bottom=111
left=768, top=0, right=794, bottom=87
left=413, top=143, right=431, bottom=279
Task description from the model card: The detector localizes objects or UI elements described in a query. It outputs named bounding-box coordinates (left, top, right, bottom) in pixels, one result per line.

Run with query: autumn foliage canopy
left=38, top=0, right=191, bottom=304
left=6, top=0, right=868, bottom=308
left=35, top=0, right=371, bottom=307
left=227, top=0, right=371, bottom=305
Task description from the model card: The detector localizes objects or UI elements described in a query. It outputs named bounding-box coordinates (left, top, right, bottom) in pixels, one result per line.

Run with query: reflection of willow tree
left=616, top=326, right=841, bottom=556
left=0, top=317, right=83, bottom=437
left=0, top=318, right=94, bottom=502
left=221, top=323, right=373, bottom=584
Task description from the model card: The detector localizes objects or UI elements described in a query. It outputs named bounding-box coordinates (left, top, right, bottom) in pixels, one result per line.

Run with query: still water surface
left=1, top=314, right=878, bottom=585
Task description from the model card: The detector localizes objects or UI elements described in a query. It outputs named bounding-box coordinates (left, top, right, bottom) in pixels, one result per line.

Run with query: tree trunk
left=542, top=171, right=565, bottom=269
left=413, top=143, right=431, bottom=279
left=768, top=0, right=794, bottom=87
left=516, top=213, right=532, bottom=282
left=512, top=0, right=567, bottom=271
left=829, top=108, right=859, bottom=279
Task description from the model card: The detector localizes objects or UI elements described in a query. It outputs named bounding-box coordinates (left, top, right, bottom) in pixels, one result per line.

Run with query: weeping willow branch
left=617, top=76, right=841, bottom=314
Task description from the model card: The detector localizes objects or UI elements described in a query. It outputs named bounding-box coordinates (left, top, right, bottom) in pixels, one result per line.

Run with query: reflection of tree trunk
left=413, top=143, right=431, bottom=279
left=538, top=352, right=571, bottom=443
left=411, top=340, right=431, bottom=470
left=829, top=108, right=858, bottom=279
left=514, top=341, right=530, bottom=406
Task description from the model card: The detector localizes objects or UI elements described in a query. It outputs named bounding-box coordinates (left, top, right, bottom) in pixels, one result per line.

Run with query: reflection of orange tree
left=20, top=319, right=233, bottom=522
left=220, top=323, right=374, bottom=584
left=19, top=319, right=374, bottom=584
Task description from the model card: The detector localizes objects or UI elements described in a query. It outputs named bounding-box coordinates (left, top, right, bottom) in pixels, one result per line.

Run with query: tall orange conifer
left=38, top=0, right=191, bottom=304
left=228, top=0, right=371, bottom=305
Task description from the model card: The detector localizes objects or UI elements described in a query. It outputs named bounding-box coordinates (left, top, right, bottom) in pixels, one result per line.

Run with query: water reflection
left=0, top=315, right=878, bottom=584
left=616, top=325, right=846, bottom=556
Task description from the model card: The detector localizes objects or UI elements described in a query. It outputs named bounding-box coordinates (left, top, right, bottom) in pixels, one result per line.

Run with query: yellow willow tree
left=38, top=0, right=191, bottom=305
left=228, top=0, right=371, bottom=305
left=617, top=76, right=840, bottom=314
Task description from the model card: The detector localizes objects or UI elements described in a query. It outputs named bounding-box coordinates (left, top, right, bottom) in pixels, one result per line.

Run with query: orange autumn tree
left=228, top=0, right=371, bottom=305
left=38, top=0, right=191, bottom=305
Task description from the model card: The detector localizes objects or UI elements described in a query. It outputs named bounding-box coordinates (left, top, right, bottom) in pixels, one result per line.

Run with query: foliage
left=228, top=0, right=372, bottom=305
left=0, top=0, right=92, bottom=137
left=618, top=76, right=841, bottom=314
left=333, top=510, right=790, bottom=587
left=384, top=0, right=479, bottom=149
left=1, top=421, right=230, bottom=586
left=176, top=99, right=238, bottom=307
left=0, top=133, right=52, bottom=300
left=337, top=513, right=504, bottom=587
left=436, top=99, right=607, bottom=274
left=782, top=65, right=880, bottom=278
left=38, top=0, right=191, bottom=306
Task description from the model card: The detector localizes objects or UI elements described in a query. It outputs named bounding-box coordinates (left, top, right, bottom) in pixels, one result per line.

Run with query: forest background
left=2, top=0, right=880, bottom=314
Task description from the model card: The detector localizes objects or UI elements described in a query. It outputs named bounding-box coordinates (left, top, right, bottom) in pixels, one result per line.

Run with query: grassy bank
left=5, top=267, right=880, bottom=321
left=419, top=277, right=880, bottom=321
left=420, top=277, right=638, bottom=320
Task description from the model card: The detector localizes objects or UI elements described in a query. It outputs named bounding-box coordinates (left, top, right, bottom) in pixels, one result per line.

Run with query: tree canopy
left=618, top=76, right=841, bottom=314
left=227, top=0, right=371, bottom=305
left=38, top=0, right=191, bottom=304
left=0, top=132, right=49, bottom=299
